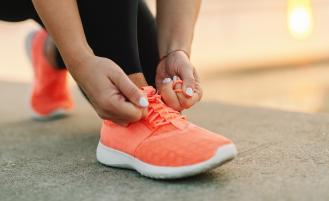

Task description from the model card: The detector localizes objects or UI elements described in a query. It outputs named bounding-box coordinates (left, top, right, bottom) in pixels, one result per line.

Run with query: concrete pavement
left=1, top=81, right=329, bottom=201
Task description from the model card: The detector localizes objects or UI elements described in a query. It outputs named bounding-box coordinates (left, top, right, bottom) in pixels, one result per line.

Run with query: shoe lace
left=145, top=93, right=186, bottom=128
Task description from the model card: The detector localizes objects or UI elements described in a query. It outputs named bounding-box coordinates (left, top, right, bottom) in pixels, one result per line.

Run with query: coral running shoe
left=26, top=29, right=73, bottom=120
left=97, top=86, right=237, bottom=179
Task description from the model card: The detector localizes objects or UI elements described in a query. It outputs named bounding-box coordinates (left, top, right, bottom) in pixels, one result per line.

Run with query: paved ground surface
left=1, top=81, right=329, bottom=201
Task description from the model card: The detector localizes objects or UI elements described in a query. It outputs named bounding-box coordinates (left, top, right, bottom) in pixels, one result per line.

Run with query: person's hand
left=155, top=50, right=202, bottom=111
left=68, top=55, right=149, bottom=125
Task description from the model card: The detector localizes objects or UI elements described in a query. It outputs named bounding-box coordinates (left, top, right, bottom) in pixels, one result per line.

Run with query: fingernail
left=162, top=77, right=172, bottom=84
left=139, top=97, right=149, bottom=107
left=185, top=87, right=194, bottom=97
left=173, top=76, right=178, bottom=81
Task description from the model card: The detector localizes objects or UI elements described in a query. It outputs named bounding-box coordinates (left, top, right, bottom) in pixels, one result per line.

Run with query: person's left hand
left=155, top=50, right=202, bottom=111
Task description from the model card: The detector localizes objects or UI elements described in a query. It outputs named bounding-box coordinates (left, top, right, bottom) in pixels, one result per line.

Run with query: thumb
left=180, top=65, right=195, bottom=97
left=111, top=70, right=149, bottom=108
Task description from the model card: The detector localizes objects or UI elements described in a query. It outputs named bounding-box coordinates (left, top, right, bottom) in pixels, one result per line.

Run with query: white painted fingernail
left=185, top=87, right=194, bottom=97
left=162, top=77, right=172, bottom=84
left=139, top=97, right=149, bottom=107
left=173, top=76, right=178, bottom=81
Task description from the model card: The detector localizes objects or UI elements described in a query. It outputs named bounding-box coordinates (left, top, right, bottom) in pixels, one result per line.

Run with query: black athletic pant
left=0, top=0, right=159, bottom=85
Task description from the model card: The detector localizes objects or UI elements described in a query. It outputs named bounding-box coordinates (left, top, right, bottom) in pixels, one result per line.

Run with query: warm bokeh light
left=288, top=0, right=314, bottom=39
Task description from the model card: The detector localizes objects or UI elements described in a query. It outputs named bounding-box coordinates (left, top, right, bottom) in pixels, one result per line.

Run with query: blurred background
left=1, top=0, right=329, bottom=113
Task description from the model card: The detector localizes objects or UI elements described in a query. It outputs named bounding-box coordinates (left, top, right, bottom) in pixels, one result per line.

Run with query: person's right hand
left=68, top=55, right=149, bottom=126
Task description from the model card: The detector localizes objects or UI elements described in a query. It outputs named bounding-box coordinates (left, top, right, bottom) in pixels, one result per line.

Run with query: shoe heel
left=96, top=142, right=134, bottom=169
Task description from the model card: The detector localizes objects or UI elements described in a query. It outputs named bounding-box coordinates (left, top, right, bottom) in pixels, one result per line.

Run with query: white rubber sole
left=31, top=108, right=70, bottom=121
left=96, top=142, right=237, bottom=179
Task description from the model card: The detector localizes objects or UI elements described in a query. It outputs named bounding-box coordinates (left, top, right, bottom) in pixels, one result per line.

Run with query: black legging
left=0, top=0, right=159, bottom=85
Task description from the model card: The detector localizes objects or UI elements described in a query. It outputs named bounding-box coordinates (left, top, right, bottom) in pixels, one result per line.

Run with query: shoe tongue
left=141, top=86, right=156, bottom=97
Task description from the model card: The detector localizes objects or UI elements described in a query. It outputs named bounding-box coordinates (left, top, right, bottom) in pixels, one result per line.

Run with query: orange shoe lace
left=145, top=92, right=186, bottom=128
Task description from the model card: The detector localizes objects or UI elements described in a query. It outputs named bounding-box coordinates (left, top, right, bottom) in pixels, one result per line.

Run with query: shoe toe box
left=134, top=125, right=233, bottom=167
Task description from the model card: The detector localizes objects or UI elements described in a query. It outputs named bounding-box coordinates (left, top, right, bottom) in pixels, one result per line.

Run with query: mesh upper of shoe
left=134, top=124, right=232, bottom=166
left=30, top=30, right=73, bottom=115
left=101, top=86, right=233, bottom=167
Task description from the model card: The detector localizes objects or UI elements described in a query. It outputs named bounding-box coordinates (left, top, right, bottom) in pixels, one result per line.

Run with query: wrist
left=64, top=45, right=94, bottom=70
left=159, top=31, right=192, bottom=58
left=159, top=43, right=191, bottom=59
left=159, top=49, right=190, bottom=62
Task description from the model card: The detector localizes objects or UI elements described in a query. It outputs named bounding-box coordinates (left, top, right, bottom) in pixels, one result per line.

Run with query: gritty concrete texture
left=1, top=81, right=329, bottom=201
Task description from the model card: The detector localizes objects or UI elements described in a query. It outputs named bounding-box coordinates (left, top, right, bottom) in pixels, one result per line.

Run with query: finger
left=173, top=79, right=197, bottom=109
left=111, top=69, right=149, bottom=108
left=110, top=119, right=129, bottom=127
left=97, top=75, right=144, bottom=123
left=107, top=91, right=144, bottom=123
left=192, top=69, right=203, bottom=102
left=155, top=61, right=168, bottom=89
left=193, top=81, right=203, bottom=102
left=173, top=75, right=181, bottom=82
left=141, top=108, right=148, bottom=118
left=159, top=77, right=181, bottom=111
left=179, top=65, right=196, bottom=98
left=172, top=76, right=183, bottom=93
